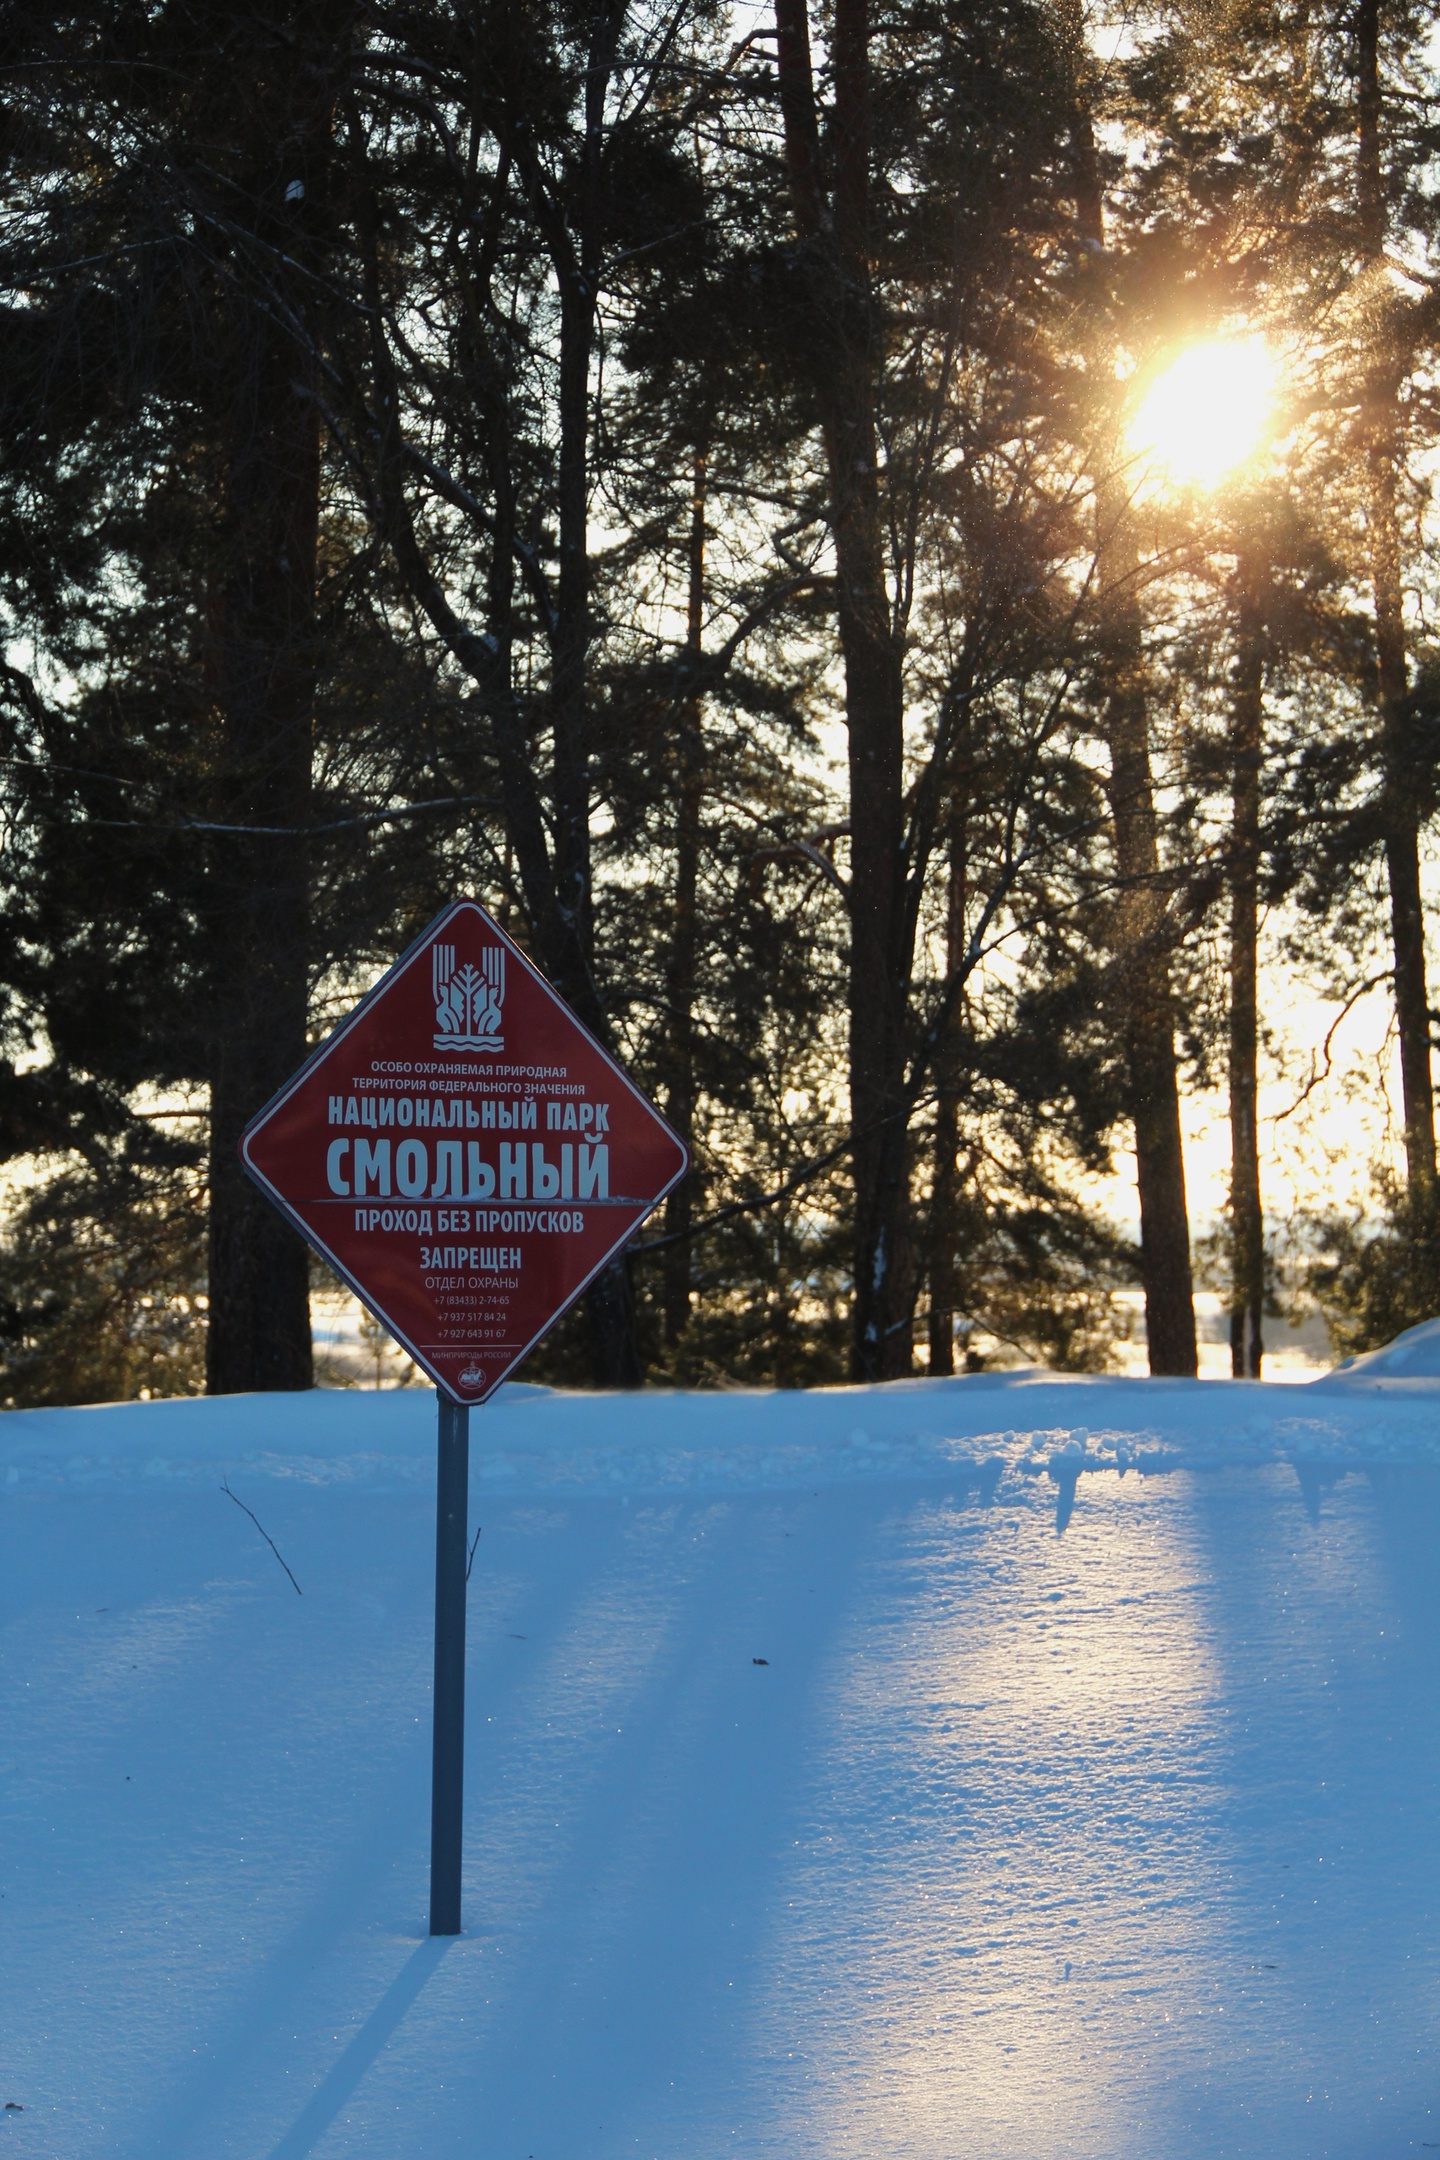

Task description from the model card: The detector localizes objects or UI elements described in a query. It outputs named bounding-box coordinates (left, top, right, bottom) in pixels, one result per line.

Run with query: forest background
left=0, top=0, right=1436, bottom=1407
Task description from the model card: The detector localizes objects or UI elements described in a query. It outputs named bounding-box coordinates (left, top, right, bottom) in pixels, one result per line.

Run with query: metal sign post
left=240, top=896, right=687, bottom=1938
left=429, top=1392, right=470, bottom=1935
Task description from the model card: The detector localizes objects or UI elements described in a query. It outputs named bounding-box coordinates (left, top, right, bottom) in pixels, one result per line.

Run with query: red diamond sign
left=241, top=899, right=688, bottom=1402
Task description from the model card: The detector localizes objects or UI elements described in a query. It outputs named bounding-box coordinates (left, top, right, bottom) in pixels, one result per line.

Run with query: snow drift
left=3, top=1364, right=1440, bottom=2157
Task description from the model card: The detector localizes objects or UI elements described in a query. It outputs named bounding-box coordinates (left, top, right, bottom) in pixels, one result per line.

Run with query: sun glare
left=1129, top=337, right=1275, bottom=490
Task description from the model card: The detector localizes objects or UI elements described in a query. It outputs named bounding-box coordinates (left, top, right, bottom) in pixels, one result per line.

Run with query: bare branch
left=221, top=1481, right=302, bottom=1596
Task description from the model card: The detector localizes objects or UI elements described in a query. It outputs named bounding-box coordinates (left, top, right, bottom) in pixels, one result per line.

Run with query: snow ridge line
left=4, top=1403, right=1439, bottom=1498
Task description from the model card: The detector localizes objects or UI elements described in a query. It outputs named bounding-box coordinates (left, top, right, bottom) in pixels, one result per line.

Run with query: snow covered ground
left=5, top=1355, right=1440, bottom=2158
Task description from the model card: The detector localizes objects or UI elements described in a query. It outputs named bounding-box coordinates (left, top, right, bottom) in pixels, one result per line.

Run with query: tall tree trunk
left=543, top=0, right=628, bottom=1033
left=552, top=274, right=597, bottom=1006
left=663, top=453, right=706, bottom=1346
left=1229, top=564, right=1265, bottom=1379
left=1356, top=0, right=1437, bottom=1198
left=556, top=244, right=641, bottom=1384
left=1100, top=602, right=1198, bottom=1377
left=1070, top=95, right=1197, bottom=1377
left=927, top=830, right=966, bottom=1375
left=553, top=0, right=641, bottom=1388
left=206, top=17, right=342, bottom=1394
left=775, top=0, right=912, bottom=1380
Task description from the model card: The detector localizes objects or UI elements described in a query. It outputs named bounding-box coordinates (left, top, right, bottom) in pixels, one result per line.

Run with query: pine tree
left=761, top=0, right=1108, bottom=1377
left=0, top=2, right=470, bottom=1391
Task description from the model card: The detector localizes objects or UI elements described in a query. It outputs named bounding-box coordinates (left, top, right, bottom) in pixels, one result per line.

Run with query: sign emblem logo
left=433, top=943, right=504, bottom=1053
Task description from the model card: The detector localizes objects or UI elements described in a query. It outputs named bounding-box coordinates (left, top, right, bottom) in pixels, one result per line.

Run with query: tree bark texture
left=205, top=357, right=317, bottom=1394
left=206, top=14, right=345, bottom=1394
left=1229, top=569, right=1265, bottom=1379
left=1356, top=0, right=1437, bottom=1198
left=775, top=0, right=913, bottom=1380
